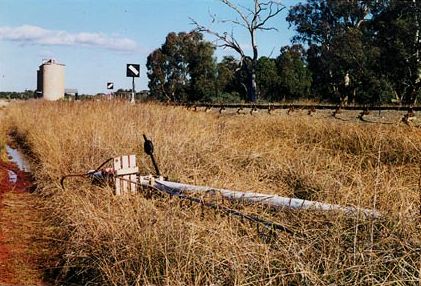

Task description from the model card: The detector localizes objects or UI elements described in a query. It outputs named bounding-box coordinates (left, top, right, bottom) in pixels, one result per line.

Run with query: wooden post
left=114, top=157, right=122, bottom=196
left=129, top=155, right=137, bottom=193
left=113, top=155, right=139, bottom=195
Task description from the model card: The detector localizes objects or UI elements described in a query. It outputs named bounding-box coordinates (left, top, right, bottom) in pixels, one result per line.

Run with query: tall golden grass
left=3, top=100, right=421, bottom=285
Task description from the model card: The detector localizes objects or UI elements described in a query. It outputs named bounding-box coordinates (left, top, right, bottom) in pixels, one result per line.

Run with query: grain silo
left=37, top=59, right=65, bottom=101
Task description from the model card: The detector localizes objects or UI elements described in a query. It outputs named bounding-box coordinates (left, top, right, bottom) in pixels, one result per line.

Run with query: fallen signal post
left=60, top=135, right=382, bottom=224
left=58, top=139, right=384, bottom=240
left=60, top=157, right=381, bottom=229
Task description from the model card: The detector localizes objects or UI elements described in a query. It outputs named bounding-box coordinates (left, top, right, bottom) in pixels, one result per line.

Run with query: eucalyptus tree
left=371, top=0, right=421, bottom=104
left=256, top=56, right=279, bottom=100
left=276, top=45, right=312, bottom=101
left=216, top=56, right=246, bottom=100
left=287, top=0, right=383, bottom=104
left=146, top=31, right=217, bottom=102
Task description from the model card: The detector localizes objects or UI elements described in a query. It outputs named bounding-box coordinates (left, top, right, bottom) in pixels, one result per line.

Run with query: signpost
left=126, top=64, right=140, bottom=103
left=107, top=82, right=114, bottom=100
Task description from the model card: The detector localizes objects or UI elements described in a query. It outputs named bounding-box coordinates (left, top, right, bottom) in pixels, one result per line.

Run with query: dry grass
left=2, top=100, right=421, bottom=285
left=0, top=191, right=48, bottom=285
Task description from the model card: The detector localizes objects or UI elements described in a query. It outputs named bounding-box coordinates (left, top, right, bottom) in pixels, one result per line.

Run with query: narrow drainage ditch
left=0, top=144, right=42, bottom=285
left=0, top=144, right=33, bottom=192
left=6, top=144, right=31, bottom=173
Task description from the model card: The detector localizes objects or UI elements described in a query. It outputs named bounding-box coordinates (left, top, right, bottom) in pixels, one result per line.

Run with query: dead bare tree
left=191, top=0, right=285, bottom=102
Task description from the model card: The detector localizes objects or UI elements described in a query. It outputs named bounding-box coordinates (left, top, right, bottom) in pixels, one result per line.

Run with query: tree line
left=0, top=91, right=36, bottom=100
left=147, top=0, right=421, bottom=105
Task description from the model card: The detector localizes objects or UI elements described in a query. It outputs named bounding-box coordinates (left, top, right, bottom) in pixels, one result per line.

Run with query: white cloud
left=0, top=25, right=138, bottom=52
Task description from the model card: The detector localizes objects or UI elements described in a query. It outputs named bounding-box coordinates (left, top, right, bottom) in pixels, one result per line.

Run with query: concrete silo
left=37, top=59, right=65, bottom=101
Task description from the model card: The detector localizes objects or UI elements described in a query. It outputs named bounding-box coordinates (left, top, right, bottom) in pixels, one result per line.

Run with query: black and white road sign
left=107, top=82, right=114, bottom=90
left=126, top=64, right=140, bottom=77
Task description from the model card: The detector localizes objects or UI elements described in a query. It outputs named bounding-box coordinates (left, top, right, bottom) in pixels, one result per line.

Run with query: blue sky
left=0, top=0, right=296, bottom=94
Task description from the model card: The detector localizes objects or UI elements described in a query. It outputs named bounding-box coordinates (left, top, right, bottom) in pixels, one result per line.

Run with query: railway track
left=179, top=102, right=420, bottom=112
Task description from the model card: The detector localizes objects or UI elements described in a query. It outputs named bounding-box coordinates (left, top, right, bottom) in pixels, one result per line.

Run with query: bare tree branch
left=190, top=17, right=245, bottom=59
left=254, top=1, right=285, bottom=30
left=219, top=18, right=249, bottom=30
left=191, top=0, right=285, bottom=102
left=192, top=0, right=284, bottom=58
left=221, top=0, right=252, bottom=29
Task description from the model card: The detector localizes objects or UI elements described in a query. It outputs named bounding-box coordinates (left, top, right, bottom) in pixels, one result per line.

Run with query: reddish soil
left=0, top=162, right=19, bottom=271
left=0, top=160, right=33, bottom=192
left=0, top=159, right=44, bottom=285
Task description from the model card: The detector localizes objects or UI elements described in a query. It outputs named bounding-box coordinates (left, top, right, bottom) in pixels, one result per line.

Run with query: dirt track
left=0, top=113, right=47, bottom=285
left=0, top=157, right=47, bottom=285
